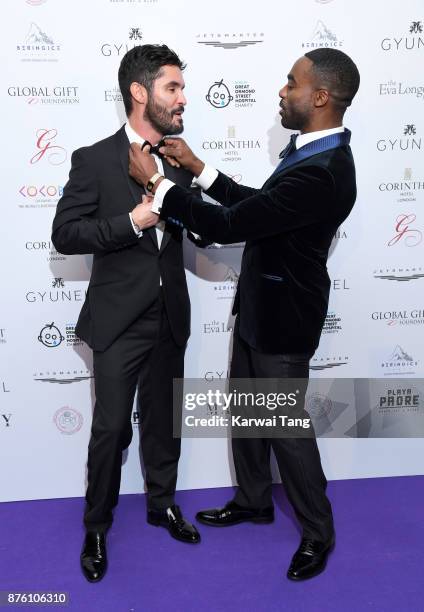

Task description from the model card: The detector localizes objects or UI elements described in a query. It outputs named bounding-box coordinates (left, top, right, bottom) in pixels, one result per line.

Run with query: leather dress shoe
left=196, top=501, right=274, bottom=526
left=287, top=536, right=335, bottom=581
left=80, top=531, right=107, bottom=583
left=147, top=504, right=200, bottom=543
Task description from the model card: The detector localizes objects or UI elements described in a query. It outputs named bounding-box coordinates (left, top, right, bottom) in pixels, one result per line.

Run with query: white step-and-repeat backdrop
left=1, top=0, right=423, bottom=501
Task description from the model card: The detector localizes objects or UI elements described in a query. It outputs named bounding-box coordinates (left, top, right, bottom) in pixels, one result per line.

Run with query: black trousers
left=84, top=291, right=185, bottom=532
left=230, top=318, right=334, bottom=542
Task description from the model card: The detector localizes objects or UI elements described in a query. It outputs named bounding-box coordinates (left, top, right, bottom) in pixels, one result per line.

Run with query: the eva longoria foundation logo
left=302, top=21, right=343, bottom=49
left=30, top=129, right=67, bottom=166
left=381, top=20, right=424, bottom=51
left=196, top=31, right=264, bottom=50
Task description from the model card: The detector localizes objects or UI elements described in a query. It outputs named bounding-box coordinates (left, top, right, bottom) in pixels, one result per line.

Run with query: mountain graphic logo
left=310, top=20, right=338, bottom=42
left=223, top=267, right=239, bottom=283
left=389, top=345, right=414, bottom=362
left=25, top=22, right=54, bottom=45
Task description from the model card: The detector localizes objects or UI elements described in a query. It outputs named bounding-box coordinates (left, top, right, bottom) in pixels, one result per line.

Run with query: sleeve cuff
left=128, top=212, right=143, bottom=237
left=152, top=178, right=175, bottom=213
left=195, top=164, right=219, bottom=191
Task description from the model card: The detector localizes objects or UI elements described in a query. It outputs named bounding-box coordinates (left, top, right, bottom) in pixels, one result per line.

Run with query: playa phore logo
left=373, top=266, right=424, bottom=282
left=378, top=168, right=424, bottom=205
left=381, top=345, right=418, bottom=376
left=30, top=129, right=67, bottom=166
left=302, top=20, right=343, bottom=49
left=372, top=309, right=424, bottom=327
left=387, top=213, right=422, bottom=247
left=26, top=240, right=67, bottom=262
left=26, top=279, right=87, bottom=304
left=322, top=311, right=342, bottom=334
left=18, top=183, right=63, bottom=209
left=377, top=124, right=421, bottom=152
left=38, top=322, right=64, bottom=348
left=381, top=20, right=424, bottom=51
left=34, top=368, right=93, bottom=384
left=101, top=27, right=143, bottom=57
left=202, top=126, right=261, bottom=163
left=54, top=407, right=83, bottom=435
left=16, top=23, right=60, bottom=61
left=206, top=80, right=256, bottom=110
left=378, top=387, right=420, bottom=413
left=196, top=31, right=264, bottom=50
left=310, top=355, right=349, bottom=371
left=8, top=86, right=79, bottom=105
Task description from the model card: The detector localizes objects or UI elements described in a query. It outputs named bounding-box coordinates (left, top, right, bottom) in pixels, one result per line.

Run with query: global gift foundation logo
left=7, top=85, right=79, bottom=106
left=381, top=20, right=424, bottom=51
left=30, top=129, right=67, bottom=166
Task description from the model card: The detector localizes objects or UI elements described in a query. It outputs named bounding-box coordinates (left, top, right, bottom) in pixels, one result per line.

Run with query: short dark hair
left=304, top=48, right=360, bottom=112
left=118, top=44, right=186, bottom=116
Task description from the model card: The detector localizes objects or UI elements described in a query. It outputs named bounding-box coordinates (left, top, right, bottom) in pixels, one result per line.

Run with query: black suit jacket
left=159, top=140, right=356, bottom=354
left=52, top=126, right=194, bottom=352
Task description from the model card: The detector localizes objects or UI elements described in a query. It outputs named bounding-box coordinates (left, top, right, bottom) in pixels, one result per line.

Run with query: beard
left=280, top=102, right=311, bottom=132
left=144, top=97, right=184, bottom=135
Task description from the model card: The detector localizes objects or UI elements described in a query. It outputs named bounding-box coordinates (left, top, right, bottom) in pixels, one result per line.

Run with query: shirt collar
left=296, top=126, right=345, bottom=150
left=124, top=122, right=163, bottom=147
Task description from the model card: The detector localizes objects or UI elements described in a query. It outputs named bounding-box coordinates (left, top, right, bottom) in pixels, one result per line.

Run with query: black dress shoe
left=147, top=504, right=200, bottom=543
left=80, top=531, right=107, bottom=583
left=287, top=536, right=335, bottom=581
left=196, top=501, right=274, bottom=526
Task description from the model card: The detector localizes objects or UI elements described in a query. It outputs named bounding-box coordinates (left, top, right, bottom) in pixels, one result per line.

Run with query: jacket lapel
left=159, top=158, right=194, bottom=254
left=114, top=126, right=159, bottom=249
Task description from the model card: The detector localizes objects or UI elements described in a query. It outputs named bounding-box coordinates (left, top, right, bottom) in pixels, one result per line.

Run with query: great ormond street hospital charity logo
left=38, top=322, right=64, bottom=348
left=206, top=80, right=233, bottom=108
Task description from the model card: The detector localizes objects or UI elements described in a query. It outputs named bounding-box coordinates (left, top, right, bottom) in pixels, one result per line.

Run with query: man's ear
left=315, top=89, right=329, bottom=108
left=130, top=82, right=148, bottom=107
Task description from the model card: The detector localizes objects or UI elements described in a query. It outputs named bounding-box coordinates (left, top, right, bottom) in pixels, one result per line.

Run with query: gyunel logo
left=377, top=124, right=421, bottom=152
left=381, top=20, right=424, bottom=51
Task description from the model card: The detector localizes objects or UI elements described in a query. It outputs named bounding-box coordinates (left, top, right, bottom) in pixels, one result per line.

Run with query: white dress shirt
left=152, top=126, right=345, bottom=209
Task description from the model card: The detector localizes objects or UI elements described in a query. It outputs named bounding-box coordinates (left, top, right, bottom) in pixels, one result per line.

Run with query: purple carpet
left=1, top=477, right=423, bottom=611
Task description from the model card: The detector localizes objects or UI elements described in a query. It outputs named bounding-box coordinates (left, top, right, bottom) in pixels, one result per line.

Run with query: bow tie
left=142, top=139, right=166, bottom=156
left=278, top=134, right=298, bottom=159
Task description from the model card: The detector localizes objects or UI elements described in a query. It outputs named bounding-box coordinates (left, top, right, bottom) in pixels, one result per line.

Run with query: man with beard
left=128, top=48, right=360, bottom=581
left=52, top=45, right=202, bottom=583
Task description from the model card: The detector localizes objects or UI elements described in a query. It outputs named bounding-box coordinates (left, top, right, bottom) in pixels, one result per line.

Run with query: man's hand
left=131, top=195, right=159, bottom=230
left=159, top=138, right=205, bottom=176
left=129, top=143, right=158, bottom=186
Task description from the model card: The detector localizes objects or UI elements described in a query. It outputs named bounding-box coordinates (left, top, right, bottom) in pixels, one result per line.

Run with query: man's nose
left=178, top=91, right=187, bottom=106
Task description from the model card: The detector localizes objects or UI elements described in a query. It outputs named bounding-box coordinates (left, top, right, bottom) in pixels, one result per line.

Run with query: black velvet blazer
left=160, top=142, right=356, bottom=354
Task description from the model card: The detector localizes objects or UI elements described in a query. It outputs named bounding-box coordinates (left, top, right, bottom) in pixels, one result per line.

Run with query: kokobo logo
left=196, top=31, right=264, bottom=50
left=38, top=322, right=64, bottom=348
left=206, top=80, right=233, bottom=109
left=373, top=266, right=424, bottom=282
left=54, top=407, right=83, bottom=435
left=302, top=20, right=343, bottom=48
left=30, top=129, right=67, bottom=166
left=101, top=27, right=143, bottom=56
left=381, top=20, right=424, bottom=51
left=377, top=124, right=421, bottom=152
left=387, top=214, right=422, bottom=247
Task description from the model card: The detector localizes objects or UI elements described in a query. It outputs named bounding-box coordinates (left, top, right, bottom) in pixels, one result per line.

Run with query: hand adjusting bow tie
left=142, top=140, right=166, bottom=156
left=278, top=133, right=298, bottom=159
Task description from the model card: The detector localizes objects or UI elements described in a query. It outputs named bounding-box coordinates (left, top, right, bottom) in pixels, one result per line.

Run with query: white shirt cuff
left=195, top=164, right=219, bottom=191
left=129, top=212, right=143, bottom=237
left=152, top=178, right=175, bottom=214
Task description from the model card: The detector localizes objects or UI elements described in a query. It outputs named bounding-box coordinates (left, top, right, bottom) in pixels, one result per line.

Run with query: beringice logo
left=17, top=23, right=60, bottom=61
left=387, top=214, right=422, bottom=247
left=381, top=346, right=418, bottom=376
left=54, top=407, right=83, bottom=435
left=206, top=80, right=233, bottom=109
left=302, top=21, right=342, bottom=48
left=38, top=322, right=64, bottom=348
left=381, top=21, right=424, bottom=51
left=196, top=31, right=264, bottom=50
left=30, top=129, right=67, bottom=166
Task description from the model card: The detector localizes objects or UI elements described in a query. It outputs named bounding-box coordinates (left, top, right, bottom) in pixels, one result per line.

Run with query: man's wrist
left=151, top=176, right=165, bottom=195
left=189, top=158, right=205, bottom=177
left=146, top=172, right=164, bottom=192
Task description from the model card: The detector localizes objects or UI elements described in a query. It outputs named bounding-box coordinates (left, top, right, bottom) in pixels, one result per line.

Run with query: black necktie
left=278, top=134, right=298, bottom=160
left=142, top=139, right=166, bottom=156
